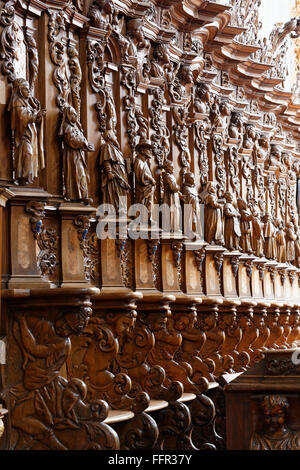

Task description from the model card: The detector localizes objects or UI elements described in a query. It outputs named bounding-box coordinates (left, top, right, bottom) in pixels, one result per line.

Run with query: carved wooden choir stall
left=0, top=0, right=299, bottom=451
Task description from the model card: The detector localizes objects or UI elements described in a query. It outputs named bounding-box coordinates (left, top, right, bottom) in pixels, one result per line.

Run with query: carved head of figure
left=237, top=198, right=247, bottom=211
left=173, top=312, right=195, bottom=331
left=265, top=310, right=279, bottom=328
left=290, top=310, right=300, bottom=327
left=218, top=311, right=237, bottom=329
left=163, top=159, right=174, bottom=175
left=278, top=310, right=290, bottom=327
left=55, top=306, right=92, bottom=337
left=136, top=139, right=153, bottom=160
left=238, top=312, right=253, bottom=330
left=252, top=311, right=266, bottom=330
left=205, top=181, right=217, bottom=195
left=260, top=395, right=289, bottom=434
left=224, top=191, right=234, bottom=203
left=147, top=311, right=168, bottom=333
left=219, top=100, right=231, bottom=117
left=177, top=64, right=194, bottom=85
left=106, top=311, right=137, bottom=338
left=12, top=77, right=31, bottom=101
left=196, top=82, right=210, bottom=103
left=203, top=311, right=218, bottom=330
left=243, top=124, right=257, bottom=148
left=184, top=171, right=196, bottom=187
left=270, top=144, right=282, bottom=165
left=152, top=42, right=169, bottom=65
left=127, top=18, right=145, bottom=44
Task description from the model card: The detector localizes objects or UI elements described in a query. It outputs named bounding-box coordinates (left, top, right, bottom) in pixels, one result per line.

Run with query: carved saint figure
left=133, top=139, right=156, bottom=217
left=255, top=135, right=270, bottom=162
left=275, top=219, right=286, bottom=263
left=181, top=171, right=202, bottom=238
left=251, top=206, right=264, bottom=257
left=8, top=78, right=45, bottom=184
left=250, top=395, right=300, bottom=450
left=59, top=105, right=95, bottom=203
left=263, top=214, right=277, bottom=260
left=203, top=181, right=224, bottom=245
left=295, top=226, right=300, bottom=268
left=99, top=89, right=130, bottom=212
left=237, top=198, right=253, bottom=254
left=223, top=192, right=241, bottom=251
left=286, top=221, right=297, bottom=263
left=162, top=160, right=182, bottom=233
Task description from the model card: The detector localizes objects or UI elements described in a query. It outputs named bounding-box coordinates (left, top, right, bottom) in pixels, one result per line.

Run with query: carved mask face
left=263, top=405, right=286, bottom=432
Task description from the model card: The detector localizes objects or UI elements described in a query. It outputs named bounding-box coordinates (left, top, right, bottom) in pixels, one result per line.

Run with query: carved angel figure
left=223, top=192, right=241, bottom=251
left=8, top=78, right=45, bottom=184
left=59, top=105, right=95, bottom=203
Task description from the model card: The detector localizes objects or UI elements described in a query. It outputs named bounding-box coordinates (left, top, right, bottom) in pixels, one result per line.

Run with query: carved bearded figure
left=60, top=105, right=95, bottom=203
left=8, top=78, right=45, bottom=184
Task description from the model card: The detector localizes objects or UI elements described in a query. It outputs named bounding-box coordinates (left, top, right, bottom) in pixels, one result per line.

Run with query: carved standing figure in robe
left=134, top=139, right=156, bottom=217
left=162, top=160, right=182, bottom=233
left=223, top=192, right=241, bottom=251
left=8, top=78, right=45, bottom=184
left=181, top=171, right=202, bottom=238
left=99, top=89, right=130, bottom=212
left=203, top=181, right=224, bottom=245
left=59, top=105, right=95, bottom=203
left=263, top=214, right=277, bottom=260
left=286, top=221, right=297, bottom=263
left=237, top=198, right=253, bottom=254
